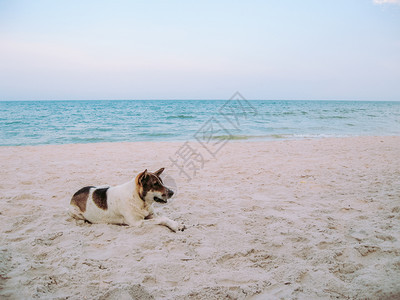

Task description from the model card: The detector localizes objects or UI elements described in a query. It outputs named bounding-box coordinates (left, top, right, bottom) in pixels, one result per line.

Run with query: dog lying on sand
left=69, top=168, right=184, bottom=232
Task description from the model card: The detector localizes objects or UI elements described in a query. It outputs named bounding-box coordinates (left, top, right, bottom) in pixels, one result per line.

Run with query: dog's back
left=69, top=185, right=127, bottom=224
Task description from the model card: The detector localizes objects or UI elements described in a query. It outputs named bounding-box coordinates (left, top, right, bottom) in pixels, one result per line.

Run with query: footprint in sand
left=354, top=245, right=381, bottom=256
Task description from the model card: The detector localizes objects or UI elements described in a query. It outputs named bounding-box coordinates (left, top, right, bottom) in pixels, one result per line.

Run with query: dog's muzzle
left=154, top=189, right=174, bottom=203
left=154, top=196, right=167, bottom=203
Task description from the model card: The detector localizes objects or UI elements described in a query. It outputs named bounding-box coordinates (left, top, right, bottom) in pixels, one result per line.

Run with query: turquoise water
left=0, top=100, right=399, bottom=146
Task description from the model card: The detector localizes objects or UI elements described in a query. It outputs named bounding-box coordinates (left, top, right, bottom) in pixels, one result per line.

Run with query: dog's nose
left=168, top=189, right=174, bottom=197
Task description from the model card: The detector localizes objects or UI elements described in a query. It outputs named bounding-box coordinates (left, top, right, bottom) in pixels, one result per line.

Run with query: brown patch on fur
left=135, top=169, right=168, bottom=201
left=70, top=186, right=94, bottom=213
left=92, top=187, right=109, bottom=210
left=135, top=170, right=146, bottom=200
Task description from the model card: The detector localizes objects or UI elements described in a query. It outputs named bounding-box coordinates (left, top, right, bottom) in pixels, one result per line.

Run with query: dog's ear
left=154, top=168, right=165, bottom=177
left=139, top=169, right=148, bottom=184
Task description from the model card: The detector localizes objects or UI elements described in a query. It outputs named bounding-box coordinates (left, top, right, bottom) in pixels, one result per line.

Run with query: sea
left=0, top=100, right=399, bottom=146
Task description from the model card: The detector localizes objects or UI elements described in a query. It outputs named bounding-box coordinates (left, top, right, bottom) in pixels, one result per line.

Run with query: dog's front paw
left=168, top=221, right=186, bottom=233
left=177, top=223, right=186, bottom=232
left=167, top=220, right=179, bottom=232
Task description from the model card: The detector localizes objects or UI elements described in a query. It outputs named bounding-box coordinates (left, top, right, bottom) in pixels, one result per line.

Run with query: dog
left=69, top=168, right=184, bottom=232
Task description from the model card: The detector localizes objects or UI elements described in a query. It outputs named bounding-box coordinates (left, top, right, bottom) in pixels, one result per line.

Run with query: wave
left=93, top=127, right=113, bottom=132
left=318, top=115, right=350, bottom=119
left=167, top=115, right=195, bottom=119
left=2, top=121, right=26, bottom=125
left=210, top=133, right=347, bottom=141
left=210, top=134, right=293, bottom=140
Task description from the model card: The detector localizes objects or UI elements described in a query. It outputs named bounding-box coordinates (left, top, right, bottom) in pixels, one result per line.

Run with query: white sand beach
left=0, top=136, right=399, bottom=299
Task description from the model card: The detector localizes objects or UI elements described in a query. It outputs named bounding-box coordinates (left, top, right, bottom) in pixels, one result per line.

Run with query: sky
left=0, top=0, right=399, bottom=101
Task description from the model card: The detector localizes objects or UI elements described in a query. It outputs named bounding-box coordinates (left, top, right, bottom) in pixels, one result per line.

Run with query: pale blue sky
left=0, top=0, right=399, bottom=100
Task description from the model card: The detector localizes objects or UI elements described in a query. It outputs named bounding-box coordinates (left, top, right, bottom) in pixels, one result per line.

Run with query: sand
left=0, top=136, right=399, bottom=299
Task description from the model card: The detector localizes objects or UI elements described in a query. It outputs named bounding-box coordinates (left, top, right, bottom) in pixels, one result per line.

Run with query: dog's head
left=136, top=168, right=174, bottom=204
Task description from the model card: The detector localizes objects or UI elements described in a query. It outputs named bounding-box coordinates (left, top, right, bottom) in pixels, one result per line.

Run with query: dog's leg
left=122, top=209, right=184, bottom=232
left=123, top=215, right=145, bottom=227
left=149, top=216, right=185, bottom=232
left=69, top=205, right=85, bottom=220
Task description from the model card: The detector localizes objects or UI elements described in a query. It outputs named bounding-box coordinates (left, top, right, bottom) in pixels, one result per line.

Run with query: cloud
left=373, top=0, right=400, bottom=4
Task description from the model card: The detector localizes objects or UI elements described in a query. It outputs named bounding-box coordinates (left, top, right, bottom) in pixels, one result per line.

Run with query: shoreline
left=1, top=134, right=399, bottom=148
left=1, top=136, right=399, bottom=299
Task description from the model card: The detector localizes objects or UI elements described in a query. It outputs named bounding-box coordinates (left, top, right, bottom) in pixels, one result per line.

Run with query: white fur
left=69, top=179, right=182, bottom=232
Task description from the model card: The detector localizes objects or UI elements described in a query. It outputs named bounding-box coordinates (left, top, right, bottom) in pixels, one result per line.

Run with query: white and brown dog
left=69, top=168, right=184, bottom=232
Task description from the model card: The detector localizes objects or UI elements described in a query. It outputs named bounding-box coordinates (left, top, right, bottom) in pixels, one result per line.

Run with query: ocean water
left=0, top=100, right=399, bottom=146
